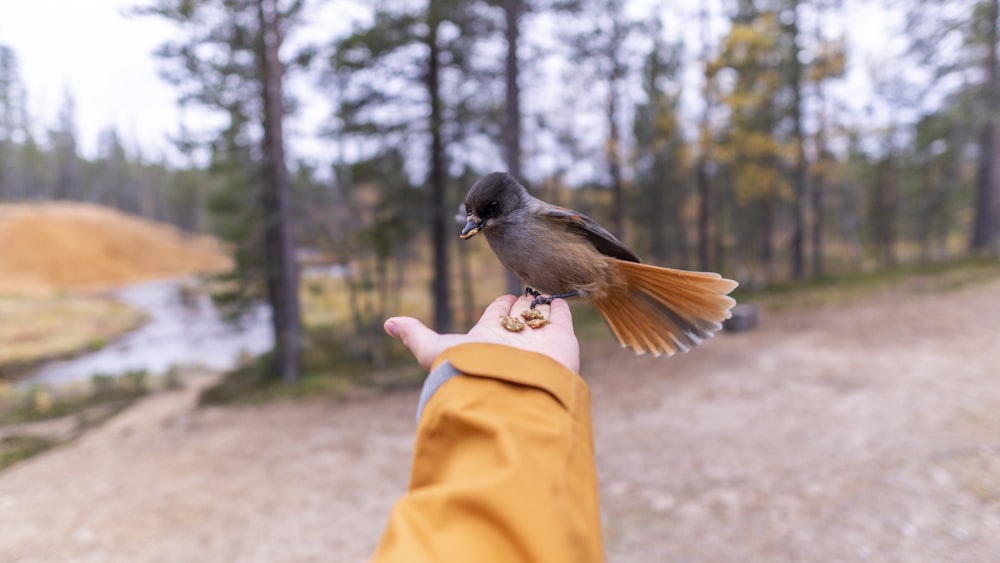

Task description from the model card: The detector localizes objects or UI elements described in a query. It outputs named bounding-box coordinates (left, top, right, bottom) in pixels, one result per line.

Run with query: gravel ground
left=1, top=278, right=998, bottom=562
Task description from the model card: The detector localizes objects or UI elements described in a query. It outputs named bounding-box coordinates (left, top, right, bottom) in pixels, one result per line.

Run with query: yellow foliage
left=809, top=39, right=847, bottom=82
left=722, top=15, right=780, bottom=65
left=654, top=105, right=678, bottom=135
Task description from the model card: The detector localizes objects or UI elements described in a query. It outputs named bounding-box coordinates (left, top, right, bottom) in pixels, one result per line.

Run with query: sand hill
left=0, top=202, right=231, bottom=294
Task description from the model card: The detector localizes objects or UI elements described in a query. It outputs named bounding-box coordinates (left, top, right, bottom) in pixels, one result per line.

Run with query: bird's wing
left=540, top=205, right=641, bottom=263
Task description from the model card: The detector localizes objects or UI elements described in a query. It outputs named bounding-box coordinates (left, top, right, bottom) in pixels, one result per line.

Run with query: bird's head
left=460, top=172, right=526, bottom=239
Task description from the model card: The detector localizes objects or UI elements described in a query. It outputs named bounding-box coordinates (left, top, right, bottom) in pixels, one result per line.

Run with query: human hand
left=384, top=294, right=580, bottom=374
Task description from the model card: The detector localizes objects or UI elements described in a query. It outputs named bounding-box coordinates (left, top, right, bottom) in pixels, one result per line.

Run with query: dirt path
left=1, top=280, right=999, bottom=562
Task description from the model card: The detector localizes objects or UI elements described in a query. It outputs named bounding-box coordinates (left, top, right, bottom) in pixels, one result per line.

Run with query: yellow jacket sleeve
left=371, top=342, right=604, bottom=563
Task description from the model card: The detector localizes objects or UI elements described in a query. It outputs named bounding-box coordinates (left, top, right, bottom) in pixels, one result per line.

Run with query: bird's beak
left=460, top=216, right=484, bottom=239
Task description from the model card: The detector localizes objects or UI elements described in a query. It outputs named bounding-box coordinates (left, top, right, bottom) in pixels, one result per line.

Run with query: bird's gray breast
left=483, top=221, right=579, bottom=295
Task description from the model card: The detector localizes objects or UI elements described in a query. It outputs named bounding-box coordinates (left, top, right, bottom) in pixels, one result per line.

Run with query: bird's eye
left=489, top=200, right=499, bottom=209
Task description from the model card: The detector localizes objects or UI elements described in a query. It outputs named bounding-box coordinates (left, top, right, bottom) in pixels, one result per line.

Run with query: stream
left=25, top=279, right=273, bottom=386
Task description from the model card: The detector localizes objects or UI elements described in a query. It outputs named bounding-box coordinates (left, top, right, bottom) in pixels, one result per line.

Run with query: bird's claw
left=528, top=290, right=581, bottom=309
left=529, top=295, right=552, bottom=309
left=525, top=287, right=547, bottom=308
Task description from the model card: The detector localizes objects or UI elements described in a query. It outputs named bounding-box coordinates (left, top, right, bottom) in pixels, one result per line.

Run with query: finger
left=476, top=294, right=518, bottom=325
left=548, top=297, right=575, bottom=329
left=385, top=316, right=438, bottom=363
left=507, top=294, right=538, bottom=319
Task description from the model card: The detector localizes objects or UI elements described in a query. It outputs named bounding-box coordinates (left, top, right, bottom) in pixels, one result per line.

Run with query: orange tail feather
left=592, top=260, right=738, bottom=357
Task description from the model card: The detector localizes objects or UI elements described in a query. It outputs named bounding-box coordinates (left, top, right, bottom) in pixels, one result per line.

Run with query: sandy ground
left=0, top=202, right=228, bottom=294
left=1, top=279, right=999, bottom=562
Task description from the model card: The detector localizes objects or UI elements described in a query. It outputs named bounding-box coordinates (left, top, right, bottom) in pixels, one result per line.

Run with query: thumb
left=385, top=316, right=439, bottom=368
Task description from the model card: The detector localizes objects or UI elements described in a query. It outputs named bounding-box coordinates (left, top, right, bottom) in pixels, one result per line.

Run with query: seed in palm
left=521, top=308, right=549, bottom=329
left=500, top=315, right=526, bottom=332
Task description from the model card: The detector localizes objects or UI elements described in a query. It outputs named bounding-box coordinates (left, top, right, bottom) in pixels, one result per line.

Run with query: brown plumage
left=460, top=172, right=738, bottom=357
left=593, top=261, right=737, bottom=355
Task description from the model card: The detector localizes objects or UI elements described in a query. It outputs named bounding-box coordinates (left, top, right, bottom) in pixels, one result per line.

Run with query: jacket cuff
left=416, top=360, right=461, bottom=422
left=428, top=342, right=584, bottom=413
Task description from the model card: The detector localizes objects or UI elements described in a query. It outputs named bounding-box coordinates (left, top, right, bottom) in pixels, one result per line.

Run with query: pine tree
left=559, top=0, right=636, bottom=239
left=905, top=0, right=1000, bottom=252
left=0, top=45, right=28, bottom=201
left=330, top=0, right=497, bottom=332
left=632, top=21, right=688, bottom=266
left=51, top=91, right=82, bottom=201
left=139, top=0, right=304, bottom=382
left=713, top=2, right=787, bottom=283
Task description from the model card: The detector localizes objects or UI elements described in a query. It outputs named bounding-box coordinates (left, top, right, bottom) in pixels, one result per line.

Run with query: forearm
left=372, top=343, right=604, bottom=563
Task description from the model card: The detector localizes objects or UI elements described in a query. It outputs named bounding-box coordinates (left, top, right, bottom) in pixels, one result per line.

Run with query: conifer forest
left=1, top=0, right=998, bottom=381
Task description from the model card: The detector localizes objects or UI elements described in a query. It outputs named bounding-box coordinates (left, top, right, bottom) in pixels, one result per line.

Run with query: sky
left=0, top=0, right=358, bottom=163
left=0, top=0, right=903, bottom=166
left=0, top=0, right=183, bottom=158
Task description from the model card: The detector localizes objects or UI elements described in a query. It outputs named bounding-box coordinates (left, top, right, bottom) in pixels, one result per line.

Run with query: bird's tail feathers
left=593, top=260, right=738, bottom=357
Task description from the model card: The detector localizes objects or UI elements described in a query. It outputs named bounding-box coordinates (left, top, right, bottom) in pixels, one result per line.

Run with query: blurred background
left=0, top=0, right=998, bottom=561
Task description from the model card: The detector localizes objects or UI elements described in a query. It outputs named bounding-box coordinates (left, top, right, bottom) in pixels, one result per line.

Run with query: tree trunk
left=811, top=161, right=826, bottom=278
left=607, top=55, right=625, bottom=240
left=372, top=254, right=388, bottom=369
left=972, top=120, right=998, bottom=252
left=971, top=0, right=999, bottom=253
left=760, top=191, right=774, bottom=283
left=456, top=231, right=476, bottom=328
left=875, top=151, right=899, bottom=268
left=502, top=0, right=524, bottom=295
left=0, top=46, right=15, bottom=200
left=812, top=56, right=829, bottom=279
left=697, top=5, right=714, bottom=272
left=786, top=1, right=808, bottom=280
left=649, top=168, right=667, bottom=263
left=427, top=19, right=452, bottom=332
left=604, top=5, right=627, bottom=241
left=256, top=0, right=301, bottom=383
left=0, top=142, right=9, bottom=200
left=695, top=161, right=713, bottom=270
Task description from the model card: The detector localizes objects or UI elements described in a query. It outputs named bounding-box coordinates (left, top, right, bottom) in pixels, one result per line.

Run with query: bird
left=459, top=172, right=738, bottom=357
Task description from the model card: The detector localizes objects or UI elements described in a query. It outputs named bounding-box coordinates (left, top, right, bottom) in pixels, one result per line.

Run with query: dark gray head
left=460, top=172, right=528, bottom=239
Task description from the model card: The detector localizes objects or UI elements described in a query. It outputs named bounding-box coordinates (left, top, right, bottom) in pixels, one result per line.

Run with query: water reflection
left=26, top=279, right=273, bottom=386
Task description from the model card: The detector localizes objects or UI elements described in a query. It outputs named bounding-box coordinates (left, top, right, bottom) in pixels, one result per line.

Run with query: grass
left=203, top=243, right=533, bottom=406
left=0, top=294, right=147, bottom=377
left=0, top=370, right=152, bottom=472
left=8, top=247, right=994, bottom=415
left=199, top=327, right=424, bottom=406
left=198, top=246, right=512, bottom=405
left=0, top=370, right=150, bottom=426
left=1, top=254, right=994, bottom=470
left=205, top=254, right=1000, bottom=406
left=0, top=435, right=63, bottom=471
left=732, top=256, right=1000, bottom=313
left=299, top=244, right=513, bottom=331
left=199, top=355, right=425, bottom=406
